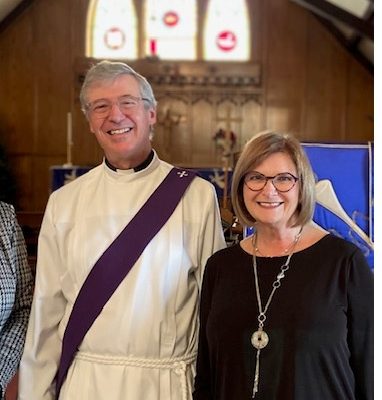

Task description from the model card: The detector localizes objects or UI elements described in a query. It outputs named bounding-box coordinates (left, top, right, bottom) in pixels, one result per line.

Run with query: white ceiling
left=291, top=0, right=373, bottom=67
left=0, top=0, right=23, bottom=22
left=326, top=0, right=370, bottom=18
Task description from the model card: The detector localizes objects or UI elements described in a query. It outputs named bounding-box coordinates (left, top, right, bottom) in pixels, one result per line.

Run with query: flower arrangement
left=213, top=128, right=237, bottom=157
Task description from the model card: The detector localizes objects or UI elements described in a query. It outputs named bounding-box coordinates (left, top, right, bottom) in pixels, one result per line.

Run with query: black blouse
left=193, top=234, right=373, bottom=400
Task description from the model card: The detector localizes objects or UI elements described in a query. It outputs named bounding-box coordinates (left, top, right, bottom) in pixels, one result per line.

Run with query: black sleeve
left=346, top=248, right=373, bottom=400
left=193, top=257, right=215, bottom=400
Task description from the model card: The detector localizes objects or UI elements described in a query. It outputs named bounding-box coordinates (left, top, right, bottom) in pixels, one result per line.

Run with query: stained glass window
left=86, top=0, right=250, bottom=62
left=86, top=0, right=138, bottom=59
left=204, top=0, right=250, bottom=61
left=144, top=0, right=197, bottom=60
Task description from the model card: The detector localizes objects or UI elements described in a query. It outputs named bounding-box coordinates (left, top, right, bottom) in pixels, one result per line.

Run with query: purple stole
left=55, top=167, right=196, bottom=398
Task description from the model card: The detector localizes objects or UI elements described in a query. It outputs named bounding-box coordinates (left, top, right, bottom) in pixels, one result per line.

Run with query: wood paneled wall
left=0, top=0, right=373, bottom=212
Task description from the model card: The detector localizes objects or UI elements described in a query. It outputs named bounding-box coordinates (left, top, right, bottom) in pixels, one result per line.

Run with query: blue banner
left=50, top=165, right=91, bottom=192
left=302, top=142, right=373, bottom=269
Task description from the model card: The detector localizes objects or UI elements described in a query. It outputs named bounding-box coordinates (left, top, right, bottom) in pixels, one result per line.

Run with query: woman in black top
left=193, top=131, right=373, bottom=400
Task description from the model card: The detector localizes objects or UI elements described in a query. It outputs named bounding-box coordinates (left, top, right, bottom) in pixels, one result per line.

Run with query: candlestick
left=65, top=112, right=73, bottom=167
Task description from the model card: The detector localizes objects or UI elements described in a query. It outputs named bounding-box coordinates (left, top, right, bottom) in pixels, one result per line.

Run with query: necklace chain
left=251, top=227, right=303, bottom=398
left=253, top=228, right=302, bottom=258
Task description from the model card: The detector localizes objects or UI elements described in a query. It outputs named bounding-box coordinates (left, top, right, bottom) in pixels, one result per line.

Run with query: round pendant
left=251, top=330, right=269, bottom=349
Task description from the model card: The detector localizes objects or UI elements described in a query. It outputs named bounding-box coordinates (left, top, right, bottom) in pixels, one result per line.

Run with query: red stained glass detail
left=163, top=11, right=179, bottom=27
left=104, top=27, right=125, bottom=50
left=150, top=39, right=157, bottom=55
left=216, top=30, right=237, bottom=52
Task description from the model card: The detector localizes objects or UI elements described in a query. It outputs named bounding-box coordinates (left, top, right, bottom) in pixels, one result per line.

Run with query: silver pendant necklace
left=251, top=228, right=302, bottom=398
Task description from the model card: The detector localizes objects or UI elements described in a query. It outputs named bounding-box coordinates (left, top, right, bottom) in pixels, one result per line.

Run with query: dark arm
left=193, top=258, right=215, bottom=400
left=346, top=249, right=373, bottom=400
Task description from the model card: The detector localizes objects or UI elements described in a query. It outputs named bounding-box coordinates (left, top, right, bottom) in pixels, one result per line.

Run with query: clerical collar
left=105, top=150, right=154, bottom=172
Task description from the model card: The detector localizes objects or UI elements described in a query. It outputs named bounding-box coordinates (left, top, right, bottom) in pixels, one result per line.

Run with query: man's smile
left=107, top=127, right=133, bottom=135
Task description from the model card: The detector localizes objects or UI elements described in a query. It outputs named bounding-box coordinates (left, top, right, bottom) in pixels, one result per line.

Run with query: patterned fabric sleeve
left=0, top=202, right=33, bottom=397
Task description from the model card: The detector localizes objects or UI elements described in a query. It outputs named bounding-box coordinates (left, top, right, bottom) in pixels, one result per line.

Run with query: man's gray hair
left=80, top=60, right=157, bottom=114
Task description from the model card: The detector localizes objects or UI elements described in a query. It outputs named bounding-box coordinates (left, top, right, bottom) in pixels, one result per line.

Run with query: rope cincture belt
left=76, top=351, right=197, bottom=400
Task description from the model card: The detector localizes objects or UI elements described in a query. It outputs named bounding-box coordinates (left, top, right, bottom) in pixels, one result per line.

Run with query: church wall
left=263, top=0, right=309, bottom=134
left=0, top=0, right=373, bottom=211
left=263, top=0, right=373, bottom=142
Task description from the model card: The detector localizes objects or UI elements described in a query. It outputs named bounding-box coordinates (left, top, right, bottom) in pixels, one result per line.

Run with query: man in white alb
left=19, top=60, right=226, bottom=400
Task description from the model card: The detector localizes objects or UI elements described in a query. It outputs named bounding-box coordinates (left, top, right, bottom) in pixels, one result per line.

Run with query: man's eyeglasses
left=86, top=95, right=150, bottom=117
left=244, top=172, right=299, bottom=192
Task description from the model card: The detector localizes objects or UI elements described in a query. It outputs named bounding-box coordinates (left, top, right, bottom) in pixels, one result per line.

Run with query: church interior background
left=0, top=1, right=375, bottom=396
